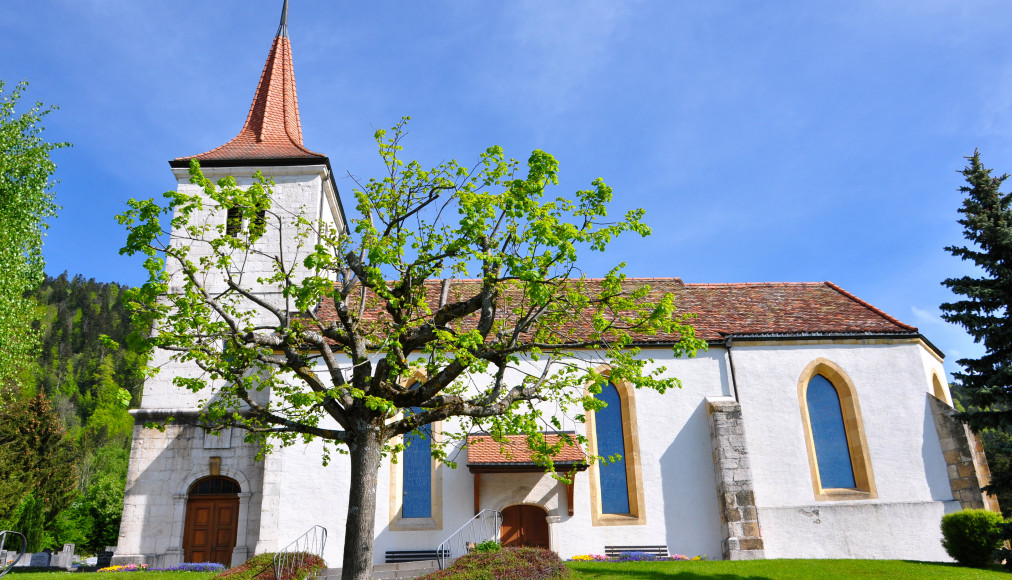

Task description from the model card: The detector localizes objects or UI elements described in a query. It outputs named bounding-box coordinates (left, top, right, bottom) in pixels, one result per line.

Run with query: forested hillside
left=0, top=272, right=145, bottom=553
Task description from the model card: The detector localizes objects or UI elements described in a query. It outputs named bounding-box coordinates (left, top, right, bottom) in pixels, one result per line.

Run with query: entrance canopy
left=466, top=433, right=587, bottom=516
left=466, top=433, right=587, bottom=473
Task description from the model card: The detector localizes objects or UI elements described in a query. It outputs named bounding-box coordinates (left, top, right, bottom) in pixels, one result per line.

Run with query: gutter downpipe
left=724, top=335, right=740, bottom=402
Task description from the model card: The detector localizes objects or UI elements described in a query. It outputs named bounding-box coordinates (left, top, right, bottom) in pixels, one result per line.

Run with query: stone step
left=317, top=560, right=440, bottom=580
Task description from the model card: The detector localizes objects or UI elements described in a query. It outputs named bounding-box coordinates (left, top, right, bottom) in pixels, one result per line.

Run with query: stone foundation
left=928, top=394, right=1000, bottom=512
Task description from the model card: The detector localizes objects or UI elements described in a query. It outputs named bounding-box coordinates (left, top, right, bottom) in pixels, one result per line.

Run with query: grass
left=566, top=559, right=1012, bottom=579
left=6, top=559, right=1009, bottom=580
left=3, top=572, right=317, bottom=580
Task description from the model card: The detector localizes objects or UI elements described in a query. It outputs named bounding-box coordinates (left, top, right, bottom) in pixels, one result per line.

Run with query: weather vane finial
left=277, top=0, right=289, bottom=38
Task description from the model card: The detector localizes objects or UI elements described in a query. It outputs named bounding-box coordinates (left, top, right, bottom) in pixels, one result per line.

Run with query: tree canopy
left=0, top=80, right=68, bottom=393
left=119, top=119, right=704, bottom=580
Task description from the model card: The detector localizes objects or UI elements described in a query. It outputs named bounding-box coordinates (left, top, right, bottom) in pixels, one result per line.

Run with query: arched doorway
left=500, top=505, right=549, bottom=549
left=183, top=477, right=240, bottom=566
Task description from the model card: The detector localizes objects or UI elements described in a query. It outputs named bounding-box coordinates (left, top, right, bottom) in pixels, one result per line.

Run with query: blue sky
left=2, top=0, right=1009, bottom=378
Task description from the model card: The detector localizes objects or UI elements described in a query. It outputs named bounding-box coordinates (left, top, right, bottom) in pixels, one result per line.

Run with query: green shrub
left=473, top=540, right=501, bottom=553
left=419, top=547, right=569, bottom=580
left=216, top=552, right=326, bottom=580
left=941, top=509, right=1004, bottom=567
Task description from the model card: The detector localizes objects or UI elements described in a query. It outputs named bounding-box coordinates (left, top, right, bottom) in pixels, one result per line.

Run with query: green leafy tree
left=0, top=393, right=78, bottom=540
left=118, top=120, right=705, bottom=580
left=0, top=80, right=68, bottom=394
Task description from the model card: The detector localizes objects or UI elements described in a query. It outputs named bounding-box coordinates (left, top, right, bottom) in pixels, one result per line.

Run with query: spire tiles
left=175, top=0, right=323, bottom=165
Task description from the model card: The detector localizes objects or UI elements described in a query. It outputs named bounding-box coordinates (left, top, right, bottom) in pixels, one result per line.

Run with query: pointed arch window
left=587, top=376, right=645, bottom=525
left=401, top=408, right=432, bottom=518
left=596, top=384, right=631, bottom=514
left=389, top=395, right=443, bottom=531
left=798, top=359, right=877, bottom=500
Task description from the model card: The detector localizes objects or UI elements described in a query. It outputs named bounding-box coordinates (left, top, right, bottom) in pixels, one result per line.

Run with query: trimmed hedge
left=941, top=509, right=1004, bottom=567
left=418, top=547, right=569, bottom=580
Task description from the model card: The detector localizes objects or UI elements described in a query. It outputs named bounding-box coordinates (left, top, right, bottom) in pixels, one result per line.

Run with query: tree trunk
left=341, top=427, right=383, bottom=580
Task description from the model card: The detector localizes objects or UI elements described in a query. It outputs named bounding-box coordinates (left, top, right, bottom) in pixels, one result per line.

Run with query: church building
left=113, top=2, right=996, bottom=569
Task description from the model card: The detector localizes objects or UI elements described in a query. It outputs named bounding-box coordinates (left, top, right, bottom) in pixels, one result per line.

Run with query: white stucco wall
left=252, top=349, right=730, bottom=563
left=122, top=334, right=964, bottom=567
left=731, top=341, right=956, bottom=560
left=120, top=165, right=964, bottom=566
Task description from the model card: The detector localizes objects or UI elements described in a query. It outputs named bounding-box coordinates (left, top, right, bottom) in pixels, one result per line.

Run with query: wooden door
left=184, top=496, right=238, bottom=566
left=500, top=505, right=549, bottom=549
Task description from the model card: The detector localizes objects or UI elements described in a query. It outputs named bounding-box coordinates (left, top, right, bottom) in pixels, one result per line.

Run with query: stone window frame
left=388, top=374, right=443, bottom=531
left=585, top=367, right=646, bottom=526
left=797, top=358, right=877, bottom=501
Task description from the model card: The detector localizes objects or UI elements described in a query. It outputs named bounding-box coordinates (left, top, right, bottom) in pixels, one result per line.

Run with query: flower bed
left=568, top=552, right=706, bottom=563
left=96, top=562, right=227, bottom=573
left=98, top=564, right=149, bottom=572
left=152, top=563, right=227, bottom=572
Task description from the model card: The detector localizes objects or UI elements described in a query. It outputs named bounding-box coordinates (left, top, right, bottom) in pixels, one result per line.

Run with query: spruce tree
left=939, top=151, right=1011, bottom=431
left=941, top=151, right=1012, bottom=439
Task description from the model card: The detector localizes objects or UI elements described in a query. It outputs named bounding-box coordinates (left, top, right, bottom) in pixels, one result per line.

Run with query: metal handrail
left=435, top=509, right=502, bottom=569
left=273, top=525, right=326, bottom=580
left=0, top=531, right=27, bottom=579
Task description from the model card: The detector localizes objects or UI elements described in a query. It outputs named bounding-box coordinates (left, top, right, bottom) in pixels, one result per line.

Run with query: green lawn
left=7, top=574, right=217, bottom=580
left=567, top=559, right=1011, bottom=579
left=6, top=561, right=1010, bottom=580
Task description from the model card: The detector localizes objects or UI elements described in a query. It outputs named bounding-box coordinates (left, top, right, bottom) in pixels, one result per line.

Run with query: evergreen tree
left=14, top=494, right=45, bottom=552
left=0, top=393, right=78, bottom=536
left=941, top=151, right=1012, bottom=433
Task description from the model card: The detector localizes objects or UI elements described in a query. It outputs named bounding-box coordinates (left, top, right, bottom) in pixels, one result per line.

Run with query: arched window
left=401, top=409, right=432, bottom=518
left=798, top=359, right=877, bottom=500
left=596, top=383, right=631, bottom=514
left=587, top=375, right=645, bottom=525
left=807, top=375, right=856, bottom=489
left=389, top=398, right=442, bottom=531
left=188, top=476, right=240, bottom=495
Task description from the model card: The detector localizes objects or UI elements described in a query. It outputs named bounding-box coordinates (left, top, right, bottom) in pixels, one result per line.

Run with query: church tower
left=167, top=0, right=346, bottom=305
left=114, top=1, right=343, bottom=568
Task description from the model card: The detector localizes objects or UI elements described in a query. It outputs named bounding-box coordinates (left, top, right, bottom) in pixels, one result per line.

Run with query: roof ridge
left=684, top=281, right=824, bottom=288
left=823, top=281, right=917, bottom=332
left=415, top=277, right=685, bottom=284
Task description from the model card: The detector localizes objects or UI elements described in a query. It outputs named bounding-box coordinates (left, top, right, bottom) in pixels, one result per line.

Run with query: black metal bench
left=384, top=549, right=450, bottom=564
left=604, top=545, right=669, bottom=558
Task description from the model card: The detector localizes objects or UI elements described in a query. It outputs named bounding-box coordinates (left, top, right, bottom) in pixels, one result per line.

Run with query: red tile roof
left=467, top=434, right=585, bottom=465
left=679, top=280, right=917, bottom=340
left=314, top=278, right=917, bottom=345
left=176, top=31, right=325, bottom=164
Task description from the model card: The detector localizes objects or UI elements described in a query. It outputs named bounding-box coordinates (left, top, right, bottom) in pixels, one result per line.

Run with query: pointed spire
left=175, top=0, right=324, bottom=165
left=277, top=0, right=289, bottom=38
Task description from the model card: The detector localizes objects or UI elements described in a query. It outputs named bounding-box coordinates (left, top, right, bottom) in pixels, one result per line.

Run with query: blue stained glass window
left=402, top=408, right=432, bottom=518
left=807, top=374, right=856, bottom=489
left=596, top=383, right=630, bottom=514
